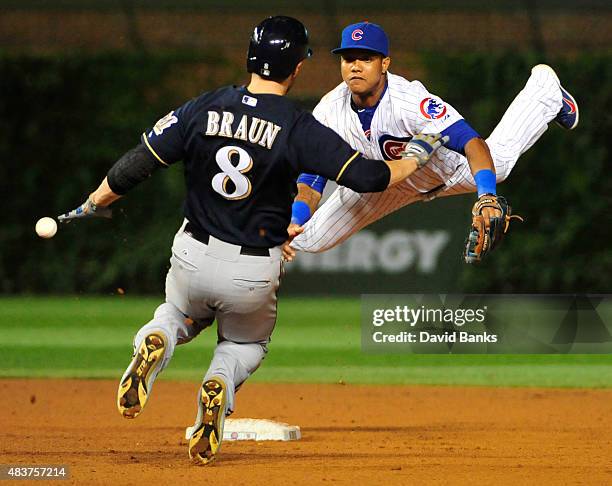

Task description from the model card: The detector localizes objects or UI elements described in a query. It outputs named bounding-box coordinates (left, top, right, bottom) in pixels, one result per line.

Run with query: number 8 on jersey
left=212, top=145, right=253, bottom=200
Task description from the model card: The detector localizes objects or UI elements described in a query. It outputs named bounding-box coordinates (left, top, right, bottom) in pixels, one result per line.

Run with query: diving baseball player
left=286, top=22, right=578, bottom=263
left=57, top=17, right=447, bottom=465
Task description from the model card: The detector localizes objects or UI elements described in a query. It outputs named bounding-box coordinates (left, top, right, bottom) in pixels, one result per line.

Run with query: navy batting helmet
left=247, top=16, right=313, bottom=80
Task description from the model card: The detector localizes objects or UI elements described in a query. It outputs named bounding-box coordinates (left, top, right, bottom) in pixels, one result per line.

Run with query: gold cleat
left=117, top=332, right=167, bottom=419
left=188, top=377, right=227, bottom=465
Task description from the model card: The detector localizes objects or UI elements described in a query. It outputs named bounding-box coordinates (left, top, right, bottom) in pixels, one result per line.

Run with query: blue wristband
left=290, top=201, right=311, bottom=226
left=473, top=169, right=497, bottom=196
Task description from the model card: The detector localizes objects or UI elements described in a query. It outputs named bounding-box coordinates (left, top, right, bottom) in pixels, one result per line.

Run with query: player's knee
left=494, top=164, right=513, bottom=183
left=215, top=342, right=266, bottom=380
left=490, top=148, right=519, bottom=182
left=133, top=302, right=185, bottom=349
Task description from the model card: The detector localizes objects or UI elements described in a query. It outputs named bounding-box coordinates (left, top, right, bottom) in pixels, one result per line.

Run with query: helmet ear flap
left=246, top=16, right=312, bottom=80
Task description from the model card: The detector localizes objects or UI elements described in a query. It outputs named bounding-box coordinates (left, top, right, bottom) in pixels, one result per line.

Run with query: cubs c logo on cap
left=420, top=97, right=447, bottom=120
left=351, top=29, right=364, bottom=41
left=332, top=22, right=389, bottom=56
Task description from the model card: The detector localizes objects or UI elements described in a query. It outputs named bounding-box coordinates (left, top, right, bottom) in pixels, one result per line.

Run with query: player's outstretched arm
left=298, top=113, right=448, bottom=194
left=57, top=178, right=117, bottom=223
left=462, top=137, right=524, bottom=263
left=58, top=143, right=164, bottom=223
left=332, top=133, right=448, bottom=192
left=465, top=137, right=494, bottom=174
left=384, top=133, right=450, bottom=187
left=464, top=137, right=502, bottom=223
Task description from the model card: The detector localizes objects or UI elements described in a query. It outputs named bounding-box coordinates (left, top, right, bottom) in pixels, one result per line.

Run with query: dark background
left=1, top=1, right=610, bottom=295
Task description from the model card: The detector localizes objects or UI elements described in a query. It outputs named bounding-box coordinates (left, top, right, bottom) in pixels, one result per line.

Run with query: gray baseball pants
left=130, top=222, right=283, bottom=414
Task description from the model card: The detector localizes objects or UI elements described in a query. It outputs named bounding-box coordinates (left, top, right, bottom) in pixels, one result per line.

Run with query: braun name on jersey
left=205, top=111, right=282, bottom=150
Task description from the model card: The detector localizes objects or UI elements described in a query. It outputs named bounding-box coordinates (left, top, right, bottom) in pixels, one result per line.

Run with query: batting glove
left=401, top=133, right=449, bottom=168
left=57, top=196, right=112, bottom=223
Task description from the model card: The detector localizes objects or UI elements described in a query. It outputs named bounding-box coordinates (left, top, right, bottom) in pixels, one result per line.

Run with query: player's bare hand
left=282, top=223, right=304, bottom=262
left=57, top=195, right=112, bottom=223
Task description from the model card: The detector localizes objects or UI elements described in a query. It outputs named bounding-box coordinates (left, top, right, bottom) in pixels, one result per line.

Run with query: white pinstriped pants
left=292, top=65, right=564, bottom=253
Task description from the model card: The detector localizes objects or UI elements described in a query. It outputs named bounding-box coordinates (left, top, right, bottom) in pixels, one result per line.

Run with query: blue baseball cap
left=331, top=22, right=389, bottom=57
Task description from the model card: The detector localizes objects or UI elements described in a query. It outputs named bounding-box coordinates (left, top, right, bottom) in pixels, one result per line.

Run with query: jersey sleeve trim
left=141, top=132, right=170, bottom=167
left=296, top=173, right=327, bottom=194
left=335, top=151, right=360, bottom=182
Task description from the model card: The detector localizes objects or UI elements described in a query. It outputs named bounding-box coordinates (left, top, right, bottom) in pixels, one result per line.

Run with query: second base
left=185, top=418, right=301, bottom=441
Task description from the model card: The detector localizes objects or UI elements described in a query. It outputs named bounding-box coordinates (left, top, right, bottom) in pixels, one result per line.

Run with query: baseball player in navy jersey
left=285, top=21, right=578, bottom=262
left=57, top=17, right=448, bottom=465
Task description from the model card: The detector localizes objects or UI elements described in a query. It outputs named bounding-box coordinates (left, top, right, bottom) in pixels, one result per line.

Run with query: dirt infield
left=1, top=380, right=611, bottom=485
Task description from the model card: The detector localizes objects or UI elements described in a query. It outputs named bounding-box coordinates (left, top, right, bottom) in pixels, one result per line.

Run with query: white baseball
left=35, top=217, right=58, bottom=239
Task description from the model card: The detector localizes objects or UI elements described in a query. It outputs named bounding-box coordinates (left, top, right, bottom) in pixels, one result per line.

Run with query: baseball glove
left=464, top=194, right=523, bottom=263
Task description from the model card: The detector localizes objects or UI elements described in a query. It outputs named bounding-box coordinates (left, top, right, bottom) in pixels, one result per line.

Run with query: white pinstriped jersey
left=292, top=64, right=563, bottom=254
left=312, top=72, right=467, bottom=193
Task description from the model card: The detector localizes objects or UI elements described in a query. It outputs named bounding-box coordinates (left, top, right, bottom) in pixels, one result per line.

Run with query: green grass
left=1, top=296, right=611, bottom=388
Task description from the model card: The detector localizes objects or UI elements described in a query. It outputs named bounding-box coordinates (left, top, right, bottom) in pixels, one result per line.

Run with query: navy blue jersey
left=142, top=85, right=366, bottom=248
